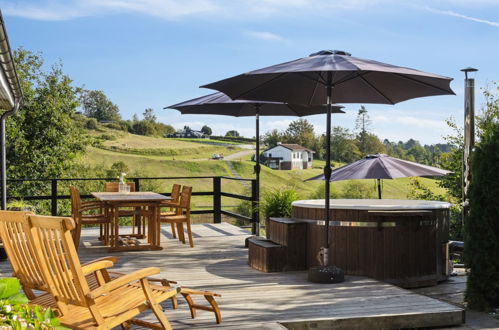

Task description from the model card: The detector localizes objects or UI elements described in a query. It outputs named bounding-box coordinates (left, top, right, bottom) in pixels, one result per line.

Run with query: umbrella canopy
left=202, top=50, right=454, bottom=105
left=167, top=92, right=345, bottom=116
left=306, top=154, right=452, bottom=199
left=166, top=92, right=343, bottom=234
left=307, top=154, right=451, bottom=181
left=202, top=49, right=455, bottom=269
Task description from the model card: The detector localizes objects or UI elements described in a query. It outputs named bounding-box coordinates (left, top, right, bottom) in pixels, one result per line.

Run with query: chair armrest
left=81, top=260, right=114, bottom=275
left=81, top=201, right=104, bottom=208
left=86, top=267, right=160, bottom=299
left=79, top=205, right=105, bottom=213
left=81, top=256, right=118, bottom=269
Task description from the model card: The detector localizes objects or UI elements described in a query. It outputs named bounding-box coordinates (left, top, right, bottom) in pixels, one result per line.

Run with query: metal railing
left=6, top=175, right=259, bottom=234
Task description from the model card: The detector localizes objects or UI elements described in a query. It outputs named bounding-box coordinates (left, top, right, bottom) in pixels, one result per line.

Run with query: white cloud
left=244, top=30, right=285, bottom=42
left=373, top=114, right=447, bottom=129
left=424, top=6, right=499, bottom=28
left=0, top=0, right=219, bottom=21
left=3, top=0, right=499, bottom=22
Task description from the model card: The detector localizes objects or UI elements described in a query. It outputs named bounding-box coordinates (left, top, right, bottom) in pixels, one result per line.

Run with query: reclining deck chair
left=28, top=214, right=178, bottom=329
left=0, top=210, right=222, bottom=326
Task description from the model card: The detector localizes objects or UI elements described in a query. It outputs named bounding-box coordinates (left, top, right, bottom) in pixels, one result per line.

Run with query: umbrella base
left=308, top=265, right=345, bottom=284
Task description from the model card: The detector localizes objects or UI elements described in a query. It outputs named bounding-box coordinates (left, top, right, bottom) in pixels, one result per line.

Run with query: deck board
left=0, top=222, right=464, bottom=329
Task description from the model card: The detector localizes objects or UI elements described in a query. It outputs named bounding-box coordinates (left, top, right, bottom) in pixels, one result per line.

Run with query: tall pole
left=461, top=67, right=477, bottom=224
left=323, top=73, right=333, bottom=265
left=253, top=105, right=261, bottom=235
left=377, top=179, right=382, bottom=199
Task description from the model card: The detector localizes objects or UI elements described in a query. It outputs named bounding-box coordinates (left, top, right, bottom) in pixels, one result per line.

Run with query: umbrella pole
left=253, top=105, right=261, bottom=235
left=377, top=179, right=382, bottom=199
left=324, top=76, right=333, bottom=265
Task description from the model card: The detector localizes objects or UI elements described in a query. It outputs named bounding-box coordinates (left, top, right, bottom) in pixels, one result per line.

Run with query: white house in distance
left=263, top=143, right=314, bottom=170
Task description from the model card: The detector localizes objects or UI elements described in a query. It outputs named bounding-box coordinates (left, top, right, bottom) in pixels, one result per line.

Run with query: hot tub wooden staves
left=291, top=199, right=451, bottom=288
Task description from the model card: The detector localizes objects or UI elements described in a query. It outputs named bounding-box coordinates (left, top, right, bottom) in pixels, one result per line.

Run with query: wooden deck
left=0, top=223, right=464, bottom=329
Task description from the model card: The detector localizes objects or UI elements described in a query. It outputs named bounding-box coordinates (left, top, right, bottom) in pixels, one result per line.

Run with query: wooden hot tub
left=292, top=199, right=451, bottom=288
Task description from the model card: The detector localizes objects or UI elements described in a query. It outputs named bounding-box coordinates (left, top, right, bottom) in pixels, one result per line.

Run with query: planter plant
left=261, top=189, right=298, bottom=238
left=0, top=277, right=65, bottom=329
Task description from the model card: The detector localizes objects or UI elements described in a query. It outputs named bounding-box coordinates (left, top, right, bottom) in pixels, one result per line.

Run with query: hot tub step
left=248, top=238, right=286, bottom=273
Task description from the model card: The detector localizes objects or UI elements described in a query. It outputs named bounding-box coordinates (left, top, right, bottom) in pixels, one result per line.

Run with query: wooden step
left=248, top=238, right=286, bottom=273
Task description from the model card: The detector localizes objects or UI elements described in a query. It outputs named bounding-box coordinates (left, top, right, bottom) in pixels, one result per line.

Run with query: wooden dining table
left=91, top=191, right=171, bottom=251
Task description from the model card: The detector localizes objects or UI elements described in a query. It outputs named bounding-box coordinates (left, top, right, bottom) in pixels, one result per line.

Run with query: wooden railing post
left=251, top=179, right=258, bottom=235
left=51, top=179, right=58, bottom=216
left=213, top=176, right=221, bottom=223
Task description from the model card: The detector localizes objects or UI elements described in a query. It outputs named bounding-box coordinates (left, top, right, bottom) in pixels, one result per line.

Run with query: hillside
left=81, top=125, right=449, bottom=217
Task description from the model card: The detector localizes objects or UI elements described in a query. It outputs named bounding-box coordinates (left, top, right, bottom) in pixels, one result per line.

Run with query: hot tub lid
left=291, top=199, right=452, bottom=210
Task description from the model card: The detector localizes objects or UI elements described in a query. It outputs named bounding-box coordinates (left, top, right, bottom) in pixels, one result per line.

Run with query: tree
left=358, top=133, right=386, bottom=155
left=464, top=82, right=499, bottom=311
left=355, top=105, right=372, bottom=154
left=465, top=127, right=499, bottom=311
left=7, top=48, right=87, bottom=195
left=284, top=119, right=316, bottom=149
left=81, top=90, right=121, bottom=122
left=225, top=130, right=240, bottom=137
left=263, top=129, right=284, bottom=149
left=143, top=108, right=156, bottom=123
left=330, top=127, right=361, bottom=162
left=201, top=125, right=212, bottom=136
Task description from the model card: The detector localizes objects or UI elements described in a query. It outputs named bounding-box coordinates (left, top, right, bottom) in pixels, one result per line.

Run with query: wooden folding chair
left=28, top=214, right=179, bottom=329
left=70, top=185, right=110, bottom=248
left=160, top=186, right=194, bottom=247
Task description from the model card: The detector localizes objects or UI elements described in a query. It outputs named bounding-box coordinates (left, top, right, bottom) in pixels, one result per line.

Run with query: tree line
left=262, top=111, right=452, bottom=167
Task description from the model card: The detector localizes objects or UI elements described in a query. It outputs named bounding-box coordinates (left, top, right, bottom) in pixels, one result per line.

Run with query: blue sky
left=2, top=0, right=498, bottom=144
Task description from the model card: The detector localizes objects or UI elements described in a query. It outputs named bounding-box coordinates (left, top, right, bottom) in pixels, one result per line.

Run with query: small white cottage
left=263, top=143, right=314, bottom=170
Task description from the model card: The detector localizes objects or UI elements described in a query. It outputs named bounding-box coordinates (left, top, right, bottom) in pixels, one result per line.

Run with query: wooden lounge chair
left=160, top=186, right=194, bottom=247
left=27, top=214, right=179, bottom=329
left=0, top=210, right=222, bottom=326
left=70, top=185, right=111, bottom=248
left=161, top=184, right=182, bottom=238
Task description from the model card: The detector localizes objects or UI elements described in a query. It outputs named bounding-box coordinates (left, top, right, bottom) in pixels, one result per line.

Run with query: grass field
left=81, top=127, right=449, bottom=219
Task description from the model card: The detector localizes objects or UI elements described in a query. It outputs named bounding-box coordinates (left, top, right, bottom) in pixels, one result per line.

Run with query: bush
left=104, top=122, right=123, bottom=130
left=261, top=189, right=298, bottom=218
left=309, top=183, right=341, bottom=200
left=100, top=134, right=116, bottom=141
left=464, top=128, right=499, bottom=311
left=85, top=118, right=98, bottom=129
left=0, top=278, right=64, bottom=329
left=341, top=181, right=376, bottom=199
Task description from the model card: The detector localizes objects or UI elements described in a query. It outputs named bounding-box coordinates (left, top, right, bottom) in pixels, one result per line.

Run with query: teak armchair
left=70, top=185, right=110, bottom=248
left=103, top=182, right=146, bottom=237
left=160, top=186, right=194, bottom=247
left=28, top=214, right=179, bottom=330
left=161, top=184, right=182, bottom=238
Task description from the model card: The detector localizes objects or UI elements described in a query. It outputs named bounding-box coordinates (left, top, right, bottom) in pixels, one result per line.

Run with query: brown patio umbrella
left=166, top=92, right=343, bottom=234
left=202, top=50, right=455, bottom=280
left=306, top=154, right=452, bottom=199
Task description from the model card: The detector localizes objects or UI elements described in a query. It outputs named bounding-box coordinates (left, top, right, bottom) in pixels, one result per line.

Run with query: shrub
left=0, top=278, right=65, bottom=329
left=341, top=181, right=376, bottom=199
left=261, top=189, right=298, bottom=218
left=309, top=183, right=341, bottom=200
left=104, top=122, right=122, bottom=130
left=85, top=118, right=98, bottom=129
left=464, top=128, right=499, bottom=311
left=100, top=134, right=116, bottom=141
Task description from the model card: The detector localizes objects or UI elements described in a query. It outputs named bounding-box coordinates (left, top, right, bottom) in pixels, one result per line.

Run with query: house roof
left=265, top=143, right=315, bottom=153
left=0, top=12, right=22, bottom=110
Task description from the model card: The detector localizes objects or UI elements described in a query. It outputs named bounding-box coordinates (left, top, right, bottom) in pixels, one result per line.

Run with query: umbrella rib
left=359, top=75, right=395, bottom=104
left=232, top=73, right=287, bottom=100
left=392, top=72, right=454, bottom=94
